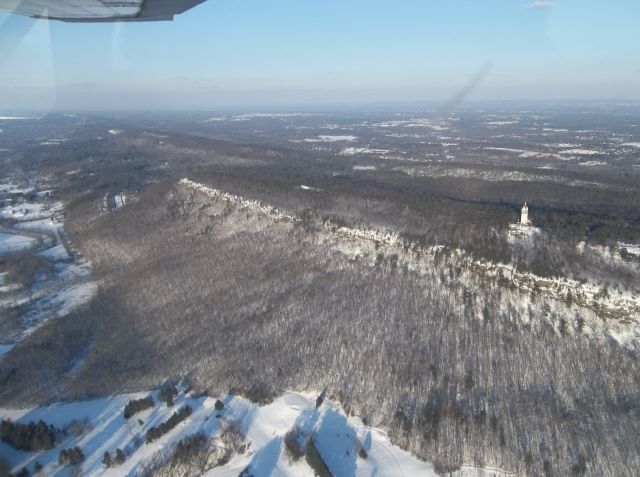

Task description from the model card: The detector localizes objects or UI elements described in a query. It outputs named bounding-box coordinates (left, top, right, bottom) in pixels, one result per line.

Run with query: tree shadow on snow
left=315, top=407, right=358, bottom=477
left=245, top=436, right=281, bottom=477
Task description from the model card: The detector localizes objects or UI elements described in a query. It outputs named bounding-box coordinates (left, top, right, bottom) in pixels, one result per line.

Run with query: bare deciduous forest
left=1, top=111, right=639, bottom=476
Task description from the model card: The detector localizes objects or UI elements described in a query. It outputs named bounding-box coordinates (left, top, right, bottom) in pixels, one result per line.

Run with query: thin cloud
left=523, top=1, right=557, bottom=9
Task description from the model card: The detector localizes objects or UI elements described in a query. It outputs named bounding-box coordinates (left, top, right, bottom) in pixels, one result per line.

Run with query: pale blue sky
left=0, top=0, right=639, bottom=109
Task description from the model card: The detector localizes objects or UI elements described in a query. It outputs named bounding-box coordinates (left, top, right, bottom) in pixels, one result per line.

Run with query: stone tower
left=520, top=202, right=529, bottom=225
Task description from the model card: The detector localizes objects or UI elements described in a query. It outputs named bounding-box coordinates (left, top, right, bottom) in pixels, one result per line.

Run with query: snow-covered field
left=0, top=184, right=35, bottom=194
left=299, top=185, right=321, bottom=192
left=340, top=147, right=389, bottom=156
left=0, top=181, right=97, bottom=353
left=0, top=232, right=38, bottom=253
left=560, top=148, right=600, bottom=155
left=0, top=390, right=437, bottom=477
left=303, top=135, right=357, bottom=143
left=619, top=242, right=640, bottom=256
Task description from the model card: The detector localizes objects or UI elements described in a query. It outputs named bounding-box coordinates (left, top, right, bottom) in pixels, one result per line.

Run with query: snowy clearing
left=0, top=184, right=35, bottom=194
left=0, top=232, right=38, bottom=253
left=353, top=165, right=377, bottom=171
left=38, top=243, right=71, bottom=261
left=340, top=147, right=389, bottom=156
left=579, top=161, right=608, bottom=166
left=304, top=135, right=357, bottom=143
left=299, top=185, right=321, bottom=192
left=0, top=344, right=15, bottom=358
left=560, top=148, right=600, bottom=155
left=15, top=217, right=62, bottom=234
left=619, top=243, right=640, bottom=256
left=486, top=121, right=519, bottom=126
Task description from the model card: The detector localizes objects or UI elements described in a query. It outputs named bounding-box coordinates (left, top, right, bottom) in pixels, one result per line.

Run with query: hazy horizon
left=1, top=0, right=639, bottom=110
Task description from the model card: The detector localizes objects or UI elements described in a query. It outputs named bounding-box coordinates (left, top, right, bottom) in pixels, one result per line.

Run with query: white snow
left=341, top=147, right=389, bottom=156
left=1, top=202, right=62, bottom=221
left=0, top=183, right=35, bottom=194
left=299, top=185, right=321, bottom=192
left=0, top=344, right=14, bottom=358
left=39, top=139, right=68, bottom=146
left=0, top=232, right=38, bottom=253
left=560, top=148, right=600, bottom=155
left=579, top=161, right=608, bottom=166
left=451, top=464, right=517, bottom=476
left=38, top=243, right=71, bottom=261
left=234, top=113, right=327, bottom=119
left=619, top=243, right=640, bottom=256
left=1, top=391, right=436, bottom=477
left=485, top=147, right=524, bottom=154
left=353, top=165, right=377, bottom=171
left=622, top=142, right=640, bottom=148
left=48, top=282, right=98, bottom=318
left=114, top=193, right=126, bottom=209
left=304, top=135, right=357, bottom=143
left=15, top=217, right=62, bottom=234
left=107, top=129, right=123, bottom=135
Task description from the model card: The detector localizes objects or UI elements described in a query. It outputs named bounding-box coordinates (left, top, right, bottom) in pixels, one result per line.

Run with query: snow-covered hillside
left=1, top=389, right=437, bottom=477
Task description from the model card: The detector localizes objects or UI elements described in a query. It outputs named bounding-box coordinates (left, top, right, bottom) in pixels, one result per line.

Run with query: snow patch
left=486, top=121, right=519, bottom=126
left=299, top=185, right=321, bottom=192
left=0, top=232, right=38, bottom=253
left=304, top=135, right=357, bottom=143
left=0, top=344, right=14, bottom=358
left=341, top=147, right=389, bottom=155
left=579, top=161, right=608, bottom=166
left=619, top=242, right=640, bottom=256
left=561, top=148, right=600, bottom=155
left=114, top=193, right=126, bottom=209
left=353, top=165, right=377, bottom=171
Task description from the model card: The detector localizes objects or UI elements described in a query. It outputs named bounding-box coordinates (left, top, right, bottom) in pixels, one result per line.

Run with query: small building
left=520, top=202, right=529, bottom=225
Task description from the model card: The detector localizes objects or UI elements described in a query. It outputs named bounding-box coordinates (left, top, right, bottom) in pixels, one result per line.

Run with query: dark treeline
left=58, top=446, right=84, bottom=466
left=0, top=419, right=58, bottom=451
left=145, top=406, right=192, bottom=443
left=123, top=396, right=154, bottom=418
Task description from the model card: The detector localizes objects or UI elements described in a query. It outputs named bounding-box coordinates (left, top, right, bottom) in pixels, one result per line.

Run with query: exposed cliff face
left=180, top=177, right=640, bottom=346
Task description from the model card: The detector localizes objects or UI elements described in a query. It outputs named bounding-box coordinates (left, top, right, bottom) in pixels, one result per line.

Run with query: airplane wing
left=0, top=0, right=206, bottom=22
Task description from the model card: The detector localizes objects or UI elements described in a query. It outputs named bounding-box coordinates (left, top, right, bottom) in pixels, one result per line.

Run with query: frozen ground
left=0, top=182, right=97, bottom=354
left=619, top=242, right=640, bottom=256
left=340, top=147, right=389, bottom=155
left=0, top=390, right=437, bottom=477
left=302, top=135, right=357, bottom=143
left=0, top=232, right=38, bottom=253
